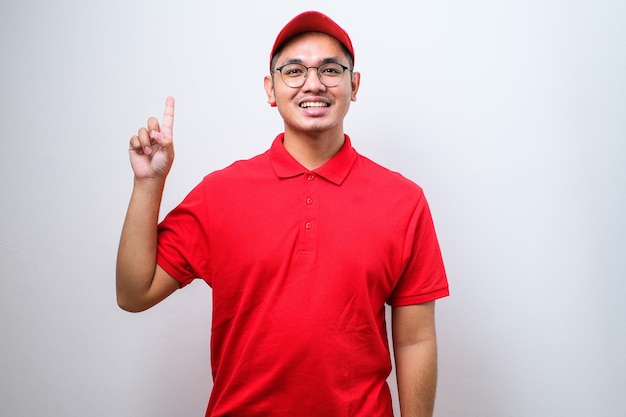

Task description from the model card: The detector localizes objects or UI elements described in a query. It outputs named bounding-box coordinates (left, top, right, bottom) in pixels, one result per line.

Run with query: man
left=117, top=11, right=449, bottom=417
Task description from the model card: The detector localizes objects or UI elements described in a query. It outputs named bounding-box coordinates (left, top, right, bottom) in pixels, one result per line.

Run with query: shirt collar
left=270, top=133, right=357, bottom=185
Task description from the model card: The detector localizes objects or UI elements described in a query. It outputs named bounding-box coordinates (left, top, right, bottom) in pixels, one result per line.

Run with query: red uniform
left=157, top=134, right=449, bottom=416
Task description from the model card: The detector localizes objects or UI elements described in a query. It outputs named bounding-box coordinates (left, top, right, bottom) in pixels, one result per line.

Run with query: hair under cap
left=270, top=11, right=355, bottom=69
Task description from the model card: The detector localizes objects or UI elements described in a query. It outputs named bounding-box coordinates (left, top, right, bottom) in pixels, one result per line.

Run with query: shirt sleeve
left=387, top=191, right=449, bottom=306
left=157, top=180, right=212, bottom=288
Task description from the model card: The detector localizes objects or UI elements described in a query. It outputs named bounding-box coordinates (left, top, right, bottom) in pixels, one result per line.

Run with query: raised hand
left=117, top=96, right=180, bottom=312
left=129, top=97, right=176, bottom=180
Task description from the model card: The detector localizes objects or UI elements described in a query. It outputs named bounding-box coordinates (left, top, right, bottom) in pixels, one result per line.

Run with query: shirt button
left=307, top=174, right=315, bottom=181
left=305, top=222, right=312, bottom=230
left=306, top=197, right=313, bottom=205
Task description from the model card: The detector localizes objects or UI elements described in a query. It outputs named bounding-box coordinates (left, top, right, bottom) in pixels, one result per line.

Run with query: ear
left=350, top=71, right=361, bottom=102
left=264, top=75, right=276, bottom=106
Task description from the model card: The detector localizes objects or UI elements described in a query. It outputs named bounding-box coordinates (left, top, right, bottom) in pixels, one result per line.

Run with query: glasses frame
left=273, top=62, right=352, bottom=88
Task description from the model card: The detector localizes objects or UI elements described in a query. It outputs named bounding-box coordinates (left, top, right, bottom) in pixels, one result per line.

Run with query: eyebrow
left=280, top=57, right=348, bottom=67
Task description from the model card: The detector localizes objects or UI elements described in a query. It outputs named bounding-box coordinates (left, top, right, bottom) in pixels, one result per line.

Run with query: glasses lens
left=318, top=63, right=345, bottom=87
left=280, top=64, right=307, bottom=88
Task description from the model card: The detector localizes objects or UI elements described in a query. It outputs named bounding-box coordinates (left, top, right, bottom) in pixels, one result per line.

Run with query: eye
left=320, top=64, right=343, bottom=76
left=282, top=64, right=306, bottom=77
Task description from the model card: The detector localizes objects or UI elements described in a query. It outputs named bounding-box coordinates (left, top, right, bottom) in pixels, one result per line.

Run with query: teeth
left=300, top=102, right=328, bottom=108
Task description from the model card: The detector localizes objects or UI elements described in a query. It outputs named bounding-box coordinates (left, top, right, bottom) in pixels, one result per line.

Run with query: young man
left=117, top=11, right=449, bottom=417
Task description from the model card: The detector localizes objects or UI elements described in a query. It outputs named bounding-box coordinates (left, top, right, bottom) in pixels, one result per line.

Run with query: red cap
left=270, top=11, right=354, bottom=69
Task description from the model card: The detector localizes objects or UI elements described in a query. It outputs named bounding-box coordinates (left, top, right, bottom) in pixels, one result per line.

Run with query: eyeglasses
left=273, top=62, right=351, bottom=88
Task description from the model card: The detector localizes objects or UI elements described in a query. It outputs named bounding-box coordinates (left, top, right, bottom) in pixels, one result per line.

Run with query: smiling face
left=265, top=32, right=360, bottom=141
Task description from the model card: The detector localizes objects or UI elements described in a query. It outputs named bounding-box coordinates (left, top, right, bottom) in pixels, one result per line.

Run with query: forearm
left=116, top=178, right=166, bottom=310
left=394, top=338, right=438, bottom=417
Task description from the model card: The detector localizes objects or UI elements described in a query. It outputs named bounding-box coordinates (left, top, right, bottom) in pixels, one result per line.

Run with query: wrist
left=132, top=176, right=168, bottom=199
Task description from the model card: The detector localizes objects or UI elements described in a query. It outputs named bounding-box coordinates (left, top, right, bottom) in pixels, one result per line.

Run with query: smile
left=299, top=102, right=329, bottom=108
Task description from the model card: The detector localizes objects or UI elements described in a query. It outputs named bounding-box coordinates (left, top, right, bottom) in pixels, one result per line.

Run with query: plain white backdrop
left=1, top=1, right=624, bottom=416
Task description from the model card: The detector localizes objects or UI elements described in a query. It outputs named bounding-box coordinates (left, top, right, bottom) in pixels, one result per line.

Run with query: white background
left=1, top=1, right=624, bottom=416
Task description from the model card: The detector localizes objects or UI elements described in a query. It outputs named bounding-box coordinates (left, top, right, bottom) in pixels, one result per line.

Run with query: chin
left=296, top=118, right=340, bottom=133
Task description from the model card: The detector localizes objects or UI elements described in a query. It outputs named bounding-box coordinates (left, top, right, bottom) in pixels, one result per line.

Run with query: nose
left=302, top=67, right=326, bottom=90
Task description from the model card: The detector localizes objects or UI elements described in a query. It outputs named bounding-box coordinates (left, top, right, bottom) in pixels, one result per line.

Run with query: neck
left=282, top=129, right=345, bottom=170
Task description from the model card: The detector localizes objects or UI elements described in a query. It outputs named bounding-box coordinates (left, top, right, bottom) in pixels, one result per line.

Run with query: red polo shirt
left=157, top=134, right=448, bottom=417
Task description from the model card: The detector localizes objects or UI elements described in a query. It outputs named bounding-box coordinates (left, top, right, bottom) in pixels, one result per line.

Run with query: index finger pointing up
left=161, top=96, right=175, bottom=140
